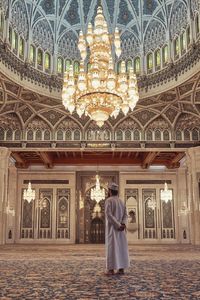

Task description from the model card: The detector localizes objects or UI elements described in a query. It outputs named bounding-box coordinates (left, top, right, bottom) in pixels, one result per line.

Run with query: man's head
left=108, top=182, right=119, bottom=196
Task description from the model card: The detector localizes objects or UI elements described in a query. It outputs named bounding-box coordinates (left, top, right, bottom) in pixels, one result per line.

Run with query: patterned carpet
left=0, top=244, right=200, bottom=299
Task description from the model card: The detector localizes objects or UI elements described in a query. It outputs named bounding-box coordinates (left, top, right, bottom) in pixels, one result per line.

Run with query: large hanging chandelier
left=91, top=174, right=105, bottom=203
left=161, top=182, right=172, bottom=203
left=62, top=6, right=139, bottom=127
left=23, top=182, right=35, bottom=203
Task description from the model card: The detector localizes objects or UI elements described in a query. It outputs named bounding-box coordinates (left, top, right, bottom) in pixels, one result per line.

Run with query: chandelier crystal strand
left=161, top=182, right=172, bottom=203
left=62, top=6, right=139, bottom=127
left=23, top=182, right=35, bottom=203
left=90, top=174, right=105, bottom=203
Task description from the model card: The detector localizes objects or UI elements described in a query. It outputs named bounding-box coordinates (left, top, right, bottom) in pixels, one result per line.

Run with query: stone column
left=6, top=162, right=17, bottom=243
left=0, top=147, right=10, bottom=245
left=176, top=166, right=190, bottom=243
left=186, top=147, right=200, bottom=245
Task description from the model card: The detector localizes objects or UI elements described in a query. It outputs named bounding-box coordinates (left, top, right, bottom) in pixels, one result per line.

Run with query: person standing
left=105, top=182, right=130, bottom=275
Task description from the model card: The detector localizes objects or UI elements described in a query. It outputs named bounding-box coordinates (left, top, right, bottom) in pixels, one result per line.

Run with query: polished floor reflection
left=0, top=244, right=200, bottom=299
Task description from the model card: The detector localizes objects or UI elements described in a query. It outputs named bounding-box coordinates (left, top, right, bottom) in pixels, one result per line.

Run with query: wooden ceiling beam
left=37, top=152, right=53, bottom=168
left=142, top=152, right=159, bottom=169
left=168, top=152, right=185, bottom=168
left=11, top=152, right=28, bottom=168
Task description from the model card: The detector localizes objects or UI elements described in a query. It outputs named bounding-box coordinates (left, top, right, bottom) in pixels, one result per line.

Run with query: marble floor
left=0, top=244, right=200, bottom=299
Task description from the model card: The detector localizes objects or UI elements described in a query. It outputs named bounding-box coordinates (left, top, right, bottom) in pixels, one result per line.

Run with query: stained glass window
left=37, top=49, right=43, bottom=67
left=155, top=49, right=161, bottom=68
left=65, top=59, right=71, bottom=71
left=44, top=130, right=51, bottom=140
left=162, top=45, right=168, bottom=64
left=12, top=31, right=18, bottom=50
left=57, top=57, right=63, bottom=73
left=147, top=53, right=153, bottom=70
left=187, top=26, right=191, bottom=46
left=196, top=14, right=200, bottom=35
left=74, top=61, right=80, bottom=75
left=30, top=45, right=36, bottom=63
left=45, top=52, right=51, bottom=70
left=0, top=13, right=4, bottom=34
left=19, top=37, right=24, bottom=57
left=126, top=59, right=132, bottom=72
left=180, top=32, right=186, bottom=52
left=174, top=37, right=179, bottom=57
left=0, top=127, right=4, bottom=140
left=134, top=57, right=140, bottom=74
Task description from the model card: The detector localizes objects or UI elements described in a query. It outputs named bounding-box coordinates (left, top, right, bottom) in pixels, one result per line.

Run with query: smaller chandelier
left=23, top=182, right=35, bottom=203
left=62, top=6, right=139, bottom=127
left=148, top=193, right=156, bottom=210
left=91, top=174, right=105, bottom=203
left=161, top=182, right=172, bottom=203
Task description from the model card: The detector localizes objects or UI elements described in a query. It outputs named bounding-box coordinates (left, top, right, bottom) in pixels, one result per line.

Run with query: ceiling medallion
left=62, top=6, right=139, bottom=127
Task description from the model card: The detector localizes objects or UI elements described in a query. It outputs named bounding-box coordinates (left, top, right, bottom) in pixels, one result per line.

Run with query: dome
left=1, top=0, right=200, bottom=82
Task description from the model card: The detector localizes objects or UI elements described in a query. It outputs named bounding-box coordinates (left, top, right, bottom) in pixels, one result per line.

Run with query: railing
left=0, top=39, right=200, bottom=92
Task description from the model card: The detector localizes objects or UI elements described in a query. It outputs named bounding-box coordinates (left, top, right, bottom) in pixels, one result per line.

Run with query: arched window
left=163, top=130, right=170, bottom=141
left=134, top=57, right=140, bottom=74
left=0, top=13, right=4, bottom=36
left=65, top=130, right=72, bottom=141
left=27, top=130, right=34, bottom=140
left=74, top=130, right=81, bottom=140
left=6, top=129, right=13, bottom=140
left=125, top=130, right=132, bottom=141
left=155, top=129, right=161, bottom=141
left=57, top=130, right=63, bottom=140
left=9, top=26, right=12, bottom=45
left=126, top=59, right=132, bottom=72
left=184, top=129, right=190, bottom=140
left=116, top=130, right=123, bottom=140
left=162, top=45, right=168, bottom=65
left=37, top=49, right=43, bottom=68
left=117, top=61, right=122, bottom=73
left=14, top=129, right=21, bottom=140
left=186, top=26, right=191, bottom=46
left=45, top=52, right=51, bottom=70
left=147, top=53, right=153, bottom=72
left=192, top=128, right=199, bottom=141
left=174, top=37, right=179, bottom=58
left=155, top=49, right=161, bottom=69
left=74, top=61, right=80, bottom=75
left=19, top=37, right=24, bottom=58
left=35, top=130, right=42, bottom=141
left=57, top=57, right=63, bottom=73
left=146, top=129, right=153, bottom=141
left=195, top=14, right=200, bottom=37
left=0, top=127, right=4, bottom=140
left=180, top=31, right=186, bottom=53
left=44, top=130, right=51, bottom=140
left=30, top=45, right=36, bottom=64
left=65, top=59, right=71, bottom=72
left=176, top=130, right=182, bottom=141
left=12, top=31, right=18, bottom=51
left=133, top=129, right=140, bottom=141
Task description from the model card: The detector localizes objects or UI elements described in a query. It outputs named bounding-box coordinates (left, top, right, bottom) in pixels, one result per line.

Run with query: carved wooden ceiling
left=11, top=150, right=185, bottom=169
left=0, top=69, right=200, bottom=131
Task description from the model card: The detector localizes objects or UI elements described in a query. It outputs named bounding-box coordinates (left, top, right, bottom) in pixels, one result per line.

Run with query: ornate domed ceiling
left=0, top=0, right=200, bottom=157
left=4, top=0, right=199, bottom=59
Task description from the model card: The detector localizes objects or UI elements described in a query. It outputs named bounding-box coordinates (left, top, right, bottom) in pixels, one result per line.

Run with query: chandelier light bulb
left=23, top=182, right=35, bottom=203
left=90, top=174, right=105, bottom=203
left=62, top=5, right=139, bottom=126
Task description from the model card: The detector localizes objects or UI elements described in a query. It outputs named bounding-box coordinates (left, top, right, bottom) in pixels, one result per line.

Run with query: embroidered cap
left=108, top=182, right=119, bottom=191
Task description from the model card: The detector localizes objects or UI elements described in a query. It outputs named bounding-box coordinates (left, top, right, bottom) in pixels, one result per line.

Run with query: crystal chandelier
left=91, top=174, right=105, bottom=203
left=148, top=193, right=156, bottom=210
left=161, top=182, right=172, bottom=203
left=62, top=6, right=139, bottom=127
left=23, top=182, right=35, bottom=203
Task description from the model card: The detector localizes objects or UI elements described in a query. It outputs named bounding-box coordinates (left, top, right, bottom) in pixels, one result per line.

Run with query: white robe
left=105, top=195, right=130, bottom=270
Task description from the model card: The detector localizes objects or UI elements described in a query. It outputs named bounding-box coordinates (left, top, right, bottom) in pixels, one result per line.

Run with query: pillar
left=0, top=147, right=10, bottom=245
left=186, top=147, right=200, bottom=245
